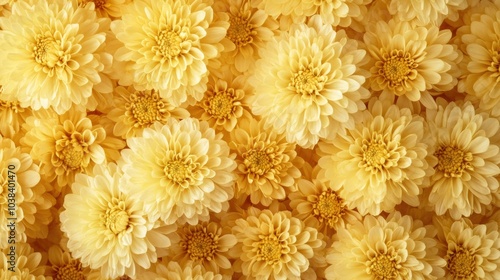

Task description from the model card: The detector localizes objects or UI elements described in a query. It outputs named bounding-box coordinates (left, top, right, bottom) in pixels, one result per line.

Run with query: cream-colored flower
left=169, top=221, right=237, bottom=275
left=60, top=162, right=175, bottom=279
left=78, top=0, right=130, bottom=19
left=120, top=118, right=236, bottom=225
left=229, top=118, right=302, bottom=206
left=289, top=178, right=362, bottom=235
left=0, top=89, right=32, bottom=140
left=387, top=0, right=468, bottom=25
left=0, top=243, right=48, bottom=278
left=0, top=135, right=55, bottom=248
left=364, top=19, right=461, bottom=109
left=0, top=0, right=110, bottom=114
left=111, top=0, right=229, bottom=106
left=318, top=95, right=434, bottom=215
left=251, top=15, right=369, bottom=148
left=434, top=217, right=500, bottom=279
left=107, top=86, right=189, bottom=139
left=46, top=245, right=91, bottom=279
left=425, top=101, right=500, bottom=219
left=326, top=212, right=446, bottom=279
left=140, top=261, right=224, bottom=280
left=231, top=209, right=323, bottom=280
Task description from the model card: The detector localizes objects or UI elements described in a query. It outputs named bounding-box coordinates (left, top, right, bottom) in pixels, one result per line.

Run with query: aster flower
left=0, top=243, right=47, bottom=278
left=107, top=86, right=189, bottom=139
left=190, top=73, right=253, bottom=134
left=364, top=19, right=461, bottom=109
left=231, top=209, right=323, bottom=280
left=60, top=162, right=176, bottom=279
left=0, top=135, right=55, bottom=248
left=434, top=217, right=500, bottom=279
left=111, top=0, right=229, bottom=106
left=168, top=221, right=237, bottom=275
left=229, top=117, right=302, bottom=206
left=289, top=178, right=362, bottom=235
left=326, top=211, right=446, bottom=279
left=120, top=118, right=236, bottom=225
left=0, top=0, right=110, bottom=114
left=46, top=245, right=91, bottom=279
left=251, top=15, right=369, bottom=148
left=318, top=95, right=434, bottom=215
left=387, top=0, right=468, bottom=25
left=20, top=109, right=122, bottom=188
left=425, top=101, right=500, bottom=219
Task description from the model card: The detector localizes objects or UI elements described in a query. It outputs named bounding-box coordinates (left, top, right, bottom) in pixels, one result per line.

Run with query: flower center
left=312, top=189, right=346, bottom=228
left=33, top=35, right=61, bottom=68
left=126, top=91, right=167, bottom=127
left=155, top=29, right=182, bottom=59
left=368, top=253, right=400, bottom=279
left=446, top=247, right=475, bottom=278
left=256, top=234, right=282, bottom=265
left=290, top=67, right=326, bottom=96
left=183, top=228, right=218, bottom=261
left=227, top=14, right=253, bottom=47
left=362, top=134, right=391, bottom=170
left=103, top=199, right=129, bottom=235
left=164, top=159, right=193, bottom=186
left=203, top=88, right=235, bottom=119
left=379, top=49, right=418, bottom=91
left=53, top=261, right=85, bottom=280
left=79, top=0, right=107, bottom=9
left=244, top=149, right=274, bottom=176
left=434, top=145, right=473, bottom=178
left=55, top=139, right=85, bottom=171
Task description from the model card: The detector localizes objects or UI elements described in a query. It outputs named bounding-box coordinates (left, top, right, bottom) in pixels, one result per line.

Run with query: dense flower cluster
left=0, top=0, right=499, bottom=278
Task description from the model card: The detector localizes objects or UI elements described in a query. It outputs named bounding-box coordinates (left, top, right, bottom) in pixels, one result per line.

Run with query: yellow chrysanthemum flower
left=120, top=118, right=236, bottom=225
left=318, top=95, right=433, bottom=215
left=231, top=209, right=323, bottom=280
left=60, top=163, right=176, bottom=279
left=326, top=212, right=446, bottom=279
left=0, top=0, right=110, bottom=114
left=111, top=0, right=229, bottom=106
left=364, top=19, right=461, bottom=109
left=251, top=15, right=369, bottom=148
left=107, top=86, right=190, bottom=139
left=78, top=0, right=130, bottom=19
left=229, top=118, right=302, bottom=206
left=1, top=243, right=48, bottom=278
left=387, top=0, right=468, bottom=25
left=46, top=245, right=91, bottom=279
left=0, top=89, right=32, bottom=140
left=434, top=217, right=500, bottom=279
left=140, top=261, right=224, bottom=280
left=425, top=101, right=500, bottom=219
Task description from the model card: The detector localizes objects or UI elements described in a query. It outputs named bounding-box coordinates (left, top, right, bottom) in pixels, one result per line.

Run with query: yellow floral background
left=0, top=0, right=499, bottom=279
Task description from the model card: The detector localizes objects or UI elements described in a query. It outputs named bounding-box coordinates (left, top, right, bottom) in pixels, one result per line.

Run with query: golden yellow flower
left=425, top=101, right=500, bottom=219
left=0, top=242, right=48, bottom=278
left=251, top=15, right=370, bottom=148
left=111, top=0, right=229, bottom=106
left=326, top=212, right=446, bottom=279
left=46, top=245, right=91, bottom=279
left=387, top=0, right=468, bottom=25
left=229, top=118, right=302, bottom=206
left=140, top=261, right=224, bottom=280
left=364, top=19, right=461, bottom=109
left=318, top=94, right=433, bottom=215
left=434, top=217, right=500, bottom=279
left=0, top=0, right=110, bottom=114
left=107, top=86, right=189, bottom=139
left=120, top=118, right=236, bottom=225
left=0, top=89, right=32, bottom=140
left=78, top=0, right=130, bottom=19
left=231, top=209, right=323, bottom=280
left=60, top=162, right=176, bottom=279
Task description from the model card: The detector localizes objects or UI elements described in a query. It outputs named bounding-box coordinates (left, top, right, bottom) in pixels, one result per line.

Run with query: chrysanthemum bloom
left=317, top=95, right=434, bottom=215
left=251, top=15, right=369, bottom=148
left=213, top=0, right=278, bottom=74
left=21, top=109, right=122, bottom=188
left=326, top=212, right=446, bottom=279
left=78, top=0, right=130, bottom=19
left=458, top=0, right=500, bottom=111
left=168, top=221, right=237, bottom=275
left=111, top=0, right=229, bottom=106
left=386, top=0, right=468, bottom=25
left=190, top=73, right=253, bottom=134
left=434, top=217, right=500, bottom=279
left=364, top=19, right=461, bottom=109
left=289, top=178, right=362, bottom=235
left=229, top=118, right=302, bottom=206
left=0, top=243, right=48, bottom=278
left=0, top=0, right=110, bottom=114
left=0, top=88, right=32, bottom=140
left=120, top=118, right=236, bottom=225
left=60, top=163, right=176, bottom=279
left=140, top=261, right=224, bottom=280
left=107, top=86, right=189, bottom=139
left=46, top=245, right=91, bottom=279
left=0, top=135, right=55, bottom=248
left=231, top=209, right=323, bottom=280
left=425, top=101, right=500, bottom=219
